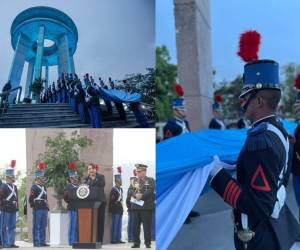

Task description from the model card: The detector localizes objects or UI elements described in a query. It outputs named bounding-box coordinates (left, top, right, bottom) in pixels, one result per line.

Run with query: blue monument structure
left=8, top=6, right=78, bottom=103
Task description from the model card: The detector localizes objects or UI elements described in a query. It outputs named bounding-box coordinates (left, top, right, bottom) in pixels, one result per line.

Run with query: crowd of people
left=0, top=161, right=155, bottom=248
left=38, top=73, right=149, bottom=128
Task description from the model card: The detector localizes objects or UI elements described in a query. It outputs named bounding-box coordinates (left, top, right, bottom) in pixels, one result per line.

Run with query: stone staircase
left=0, top=103, right=149, bottom=128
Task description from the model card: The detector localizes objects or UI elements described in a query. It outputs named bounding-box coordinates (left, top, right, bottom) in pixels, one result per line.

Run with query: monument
left=174, top=0, right=213, bottom=130
left=8, top=6, right=78, bottom=102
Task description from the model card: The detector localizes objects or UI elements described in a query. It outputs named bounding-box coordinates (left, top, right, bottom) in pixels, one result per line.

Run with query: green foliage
left=281, top=63, right=300, bottom=120
left=36, top=131, right=93, bottom=199
left=214, top=76, right=243, bottom=119
left=156, top=45, right=177, bottom=122
left=31, top=78, right=44, bottom=94
left=120, top=68, right=155, bottom=106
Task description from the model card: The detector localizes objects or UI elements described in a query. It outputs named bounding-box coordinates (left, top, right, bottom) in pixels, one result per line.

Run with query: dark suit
left=84, top=173, right=106, bottom=243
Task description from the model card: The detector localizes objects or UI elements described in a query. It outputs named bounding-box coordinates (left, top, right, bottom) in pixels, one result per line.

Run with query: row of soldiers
left=39, top=73, right=149, bottom=128
left=108, top=164, right=155, bottom=248
left=0, top=160, right=155, bottom=248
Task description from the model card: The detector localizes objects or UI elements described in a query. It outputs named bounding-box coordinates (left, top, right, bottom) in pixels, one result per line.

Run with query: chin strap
left=240, top=91, right=257, bottom=113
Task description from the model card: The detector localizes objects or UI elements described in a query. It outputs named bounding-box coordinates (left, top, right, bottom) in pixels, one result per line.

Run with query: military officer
left=209, top=59, right=300, bottom=249
left=63, top=165, right=80, bottom=246
left=0, top=161, right=18, bottom=248
left=129, top=164, right=155, bottom=249
left=109, top=167, right=125, bottom=244
left=29, top=162, right=49, bottom=247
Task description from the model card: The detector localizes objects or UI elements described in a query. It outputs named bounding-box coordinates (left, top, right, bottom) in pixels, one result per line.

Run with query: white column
left=45, top=66, right=49, bottom=89
left=57, top=34, right=71, bottom=76
left=33, top=25, right=45, bottom=81
left=25, top=60, right=34, bottom=98
left=7, top=33, right=27, bottom=103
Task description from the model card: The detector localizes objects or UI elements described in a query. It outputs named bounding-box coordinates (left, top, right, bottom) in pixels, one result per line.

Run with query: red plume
left=237, top=30, right=261, bottom=62
left=37, top=162, right=45, bottom=170
left=96, top=164, right=100, bottom=172
left=68, top=162, right=77, bottom=170
left=10, top=160, right=16, bottom=168
left=175, top=84, right=184, bottom=97
left=117, top=166, right=122, bottom=174
left=295, top=74, right=300, bottom=89
left=214, top=95, right=222, bottom=103
left=133, top=169, right=137, bottom=176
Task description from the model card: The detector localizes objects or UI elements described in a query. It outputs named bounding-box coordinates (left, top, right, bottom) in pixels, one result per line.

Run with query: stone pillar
left=33, top=25, right=45, bottom=81
left=57, top=34, right=71, bottom=76
left=69, top=54, right=75, bottom=74
left=25, top=60, right=34, bottom=98
left=26, top=129, right=113, bottom=245
left=174, top=0, right=213, bottom=130
left=45, top=66, right=49, bottom=89
left=7, top=33, right=28, bottom=103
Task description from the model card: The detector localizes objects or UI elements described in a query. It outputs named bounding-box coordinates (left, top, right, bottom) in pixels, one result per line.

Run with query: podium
left=67, top=186, right=102, bottom=249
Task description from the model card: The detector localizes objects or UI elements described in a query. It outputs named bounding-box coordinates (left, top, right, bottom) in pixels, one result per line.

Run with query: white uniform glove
left=209, top=155, right=237, bottom=177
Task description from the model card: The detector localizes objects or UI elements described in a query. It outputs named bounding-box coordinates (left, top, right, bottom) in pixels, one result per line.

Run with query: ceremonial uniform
left=109, top=173, right=124, bottom=243
left=29, top=166, right=49, bottom=247
left=63, top=170, right=79, bottom=246
left=0, top=168, right=18, bottom=248
left=208, top=117, right=225, bottom=129
left=126, top=176, right=136, bottom=242
left=210, top=59, right=300, bottom=250
left=74, top=83, right=88, bottom=123
left=129, top=164, right=155, bottom=248
left=86, top=85, right=102, bottom=128
left=163, top=118, right=190, bottom=139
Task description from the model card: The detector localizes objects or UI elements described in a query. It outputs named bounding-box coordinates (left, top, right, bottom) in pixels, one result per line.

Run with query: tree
left=281, top=63, right=300, bottom=119
left=214, top=76, right=243, bottom=120
left=156, top=45, right=178, bottom=122
left=36, top=131, right=93, bottom=211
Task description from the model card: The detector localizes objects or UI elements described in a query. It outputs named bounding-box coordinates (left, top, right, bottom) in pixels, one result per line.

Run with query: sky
left=0, top=0, right=155, bottom=91
left=156, top=0, right=300, bottom=82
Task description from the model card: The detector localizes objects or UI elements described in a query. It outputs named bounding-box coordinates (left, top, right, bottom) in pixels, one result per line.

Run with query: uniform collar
left=251, top=114, right=276, bottom=128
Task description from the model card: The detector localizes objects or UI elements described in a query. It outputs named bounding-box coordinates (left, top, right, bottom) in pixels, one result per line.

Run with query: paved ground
left=15, top=241, right=156, bottom=249
left=168, top=179, right=300, bottom=250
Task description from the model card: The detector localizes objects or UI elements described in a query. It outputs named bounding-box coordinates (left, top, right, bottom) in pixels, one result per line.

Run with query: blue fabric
left=127, top=211, right=133, bottom=241
left=111, top=213, right=122, bottom=242
left=2, top=212, right=16, bottom=247
left=32, top=209, right=48, bottom=246
left=293, top=175, right=300, bottom=220
left=77, top=103, right=85, bottom=123
left=96, top=88, right=141, bottom=103
left=156, top=120, right=297, bottom=250
left=0, top=211, right=3, bottom=246
left=68, top=210, right=78, bottom=245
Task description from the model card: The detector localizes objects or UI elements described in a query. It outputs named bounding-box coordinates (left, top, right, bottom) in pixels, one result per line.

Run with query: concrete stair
left=0, top=103, right=150, bottom=128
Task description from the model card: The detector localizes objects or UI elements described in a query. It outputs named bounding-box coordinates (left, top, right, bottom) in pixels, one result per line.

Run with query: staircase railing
left=0, top=86, right=22, bottom=117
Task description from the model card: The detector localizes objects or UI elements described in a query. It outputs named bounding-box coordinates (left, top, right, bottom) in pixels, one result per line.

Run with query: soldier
left=63, top=163, right=80, bottom=246
left=129, top=164, right=155, bottom=249
left=109, top=166, right=125, bottom=244
left=163, top=84, right=190, bottom=139
left=85, top=81, right=102, bottom=128
left=209, top=57, right=300, bottom=248
left=0, top=160, right=18, bottom=248
left=126, top=170, right=137, bottom=243
left=29, top=162, right=49, bottom=247
left=208, top=95, right=226, bottom=129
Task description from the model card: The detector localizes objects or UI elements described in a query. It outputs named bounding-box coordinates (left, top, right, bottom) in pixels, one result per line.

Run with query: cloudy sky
left=0, top=0, right=155, bottom=90
left=157, top=0, right=300, bottom=82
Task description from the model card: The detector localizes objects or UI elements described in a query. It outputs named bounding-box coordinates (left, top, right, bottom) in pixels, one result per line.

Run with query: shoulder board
left=245, top=122, right=273, bottom=152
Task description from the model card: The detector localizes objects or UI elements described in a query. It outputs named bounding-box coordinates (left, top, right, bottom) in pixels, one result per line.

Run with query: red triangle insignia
left=250, top=164, right=271, bottom=191
left=165, top=129, right=173, bottom=138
